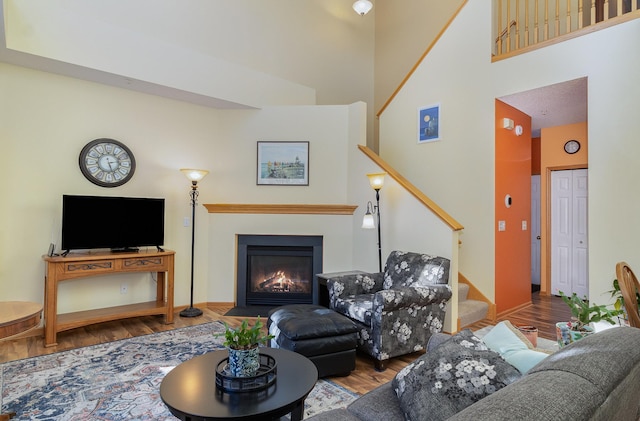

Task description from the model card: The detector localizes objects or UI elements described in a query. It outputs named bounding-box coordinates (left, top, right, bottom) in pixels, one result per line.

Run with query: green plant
left=608, top=278, right=640, bottom=313
left=559, top=291, right=623, bottom=331
left=215, top=317, right=274, bottom=350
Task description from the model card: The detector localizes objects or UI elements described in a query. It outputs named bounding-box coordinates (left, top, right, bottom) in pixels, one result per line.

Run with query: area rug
left=0, top=322, right=358, bottom=420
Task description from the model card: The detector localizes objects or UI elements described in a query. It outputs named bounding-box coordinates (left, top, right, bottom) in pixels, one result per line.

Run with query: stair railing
left=494, top=0, right=640, bottom=59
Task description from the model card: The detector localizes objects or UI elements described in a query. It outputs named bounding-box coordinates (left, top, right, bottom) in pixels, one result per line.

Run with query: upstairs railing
left=494, top=0, right=640, bottom=59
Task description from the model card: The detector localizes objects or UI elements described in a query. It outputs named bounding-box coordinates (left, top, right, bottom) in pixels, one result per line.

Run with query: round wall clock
left=79, top=138, right=136, bottom=187
left=564, top=139, right=581, bottom=154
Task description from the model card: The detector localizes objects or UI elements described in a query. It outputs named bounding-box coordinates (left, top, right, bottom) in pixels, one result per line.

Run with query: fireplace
left=236, top=235, right=323, bottom=307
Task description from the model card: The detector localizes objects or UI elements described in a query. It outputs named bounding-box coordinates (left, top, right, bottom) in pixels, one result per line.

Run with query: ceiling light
left=353, top=0, right=373, bottom=16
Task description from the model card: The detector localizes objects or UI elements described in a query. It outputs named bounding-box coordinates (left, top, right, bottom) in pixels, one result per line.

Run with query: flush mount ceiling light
left=353, top=0, right=373, bottom=15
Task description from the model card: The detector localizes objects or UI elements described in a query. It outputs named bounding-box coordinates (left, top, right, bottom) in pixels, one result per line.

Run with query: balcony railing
left=494, top=0, right=640, bottom=59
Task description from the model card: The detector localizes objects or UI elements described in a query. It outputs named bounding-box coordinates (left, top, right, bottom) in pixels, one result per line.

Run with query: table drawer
left=64, top=260, right=115, bottom=275
left=122, top=256, right=166, bottom=271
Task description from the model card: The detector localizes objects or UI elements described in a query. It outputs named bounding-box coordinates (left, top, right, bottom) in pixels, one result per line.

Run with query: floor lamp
left=362, top=172, right=386, bottom=272
left=179, top=168, right=209, bottom=318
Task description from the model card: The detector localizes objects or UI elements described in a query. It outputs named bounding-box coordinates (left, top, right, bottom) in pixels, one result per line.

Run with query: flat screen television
left=61, top=195, right=165, bottom=253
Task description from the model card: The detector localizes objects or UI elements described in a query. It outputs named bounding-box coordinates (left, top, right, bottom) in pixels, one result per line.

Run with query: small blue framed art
left=418, top=104, right=440, bottom=143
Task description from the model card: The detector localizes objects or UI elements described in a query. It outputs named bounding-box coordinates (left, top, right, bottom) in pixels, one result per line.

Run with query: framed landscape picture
left=418, top=104, right=441, bottom=143
left=257, top=141, right=309, bottom=185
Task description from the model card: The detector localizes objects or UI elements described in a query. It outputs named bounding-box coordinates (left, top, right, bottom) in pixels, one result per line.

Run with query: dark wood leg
left=289, top=399, right=305, bottom=421
left=374, top=359, right=387, bottom=371
left=0, top=412, right=16, bottom=420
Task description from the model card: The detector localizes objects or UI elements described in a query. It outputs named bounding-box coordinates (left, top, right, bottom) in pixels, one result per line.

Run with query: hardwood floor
left=0, top=293, right=570, bottom=396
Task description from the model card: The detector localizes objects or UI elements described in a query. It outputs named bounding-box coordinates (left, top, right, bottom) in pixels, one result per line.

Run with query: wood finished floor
left=0, top=293, right=570, bottom=396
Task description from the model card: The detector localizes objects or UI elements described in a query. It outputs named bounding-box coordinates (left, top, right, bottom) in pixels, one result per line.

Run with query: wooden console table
left=43, top=249, right=175, bottom=347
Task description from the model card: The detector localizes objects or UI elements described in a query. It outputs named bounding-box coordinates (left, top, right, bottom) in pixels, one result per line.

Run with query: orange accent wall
left=531, top=137, right=541, bottom=175
left=539, top=122, right=588, bottom=294
left=495, top=100, right=532, bottom=314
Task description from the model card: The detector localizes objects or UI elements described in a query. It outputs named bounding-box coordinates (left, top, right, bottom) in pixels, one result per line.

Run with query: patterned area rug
left=0, top=322, right=358, bottom=420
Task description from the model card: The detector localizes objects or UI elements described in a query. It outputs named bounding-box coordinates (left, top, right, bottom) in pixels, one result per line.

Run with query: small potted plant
left=608, top=279, right=640, bottom=326
left=556, top=291, right=623, bottom=347
left=215, top=317, right=274, bottom=377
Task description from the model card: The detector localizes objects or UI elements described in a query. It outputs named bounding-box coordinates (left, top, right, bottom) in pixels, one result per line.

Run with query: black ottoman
left=268, top=304, right=359, bottom=378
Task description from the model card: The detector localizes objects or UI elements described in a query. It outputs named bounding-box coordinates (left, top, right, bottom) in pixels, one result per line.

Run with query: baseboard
left=496, top=300, right=533, bottom=318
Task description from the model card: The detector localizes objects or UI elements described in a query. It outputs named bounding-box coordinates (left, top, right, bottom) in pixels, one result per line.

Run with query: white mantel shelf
left=203, top=204, right=358, bottom=215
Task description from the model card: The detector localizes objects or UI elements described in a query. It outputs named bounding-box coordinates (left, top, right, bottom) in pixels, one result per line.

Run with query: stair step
left=459, top=299, right=489, bottom=328
left=458, top=282, right=470, bottom=302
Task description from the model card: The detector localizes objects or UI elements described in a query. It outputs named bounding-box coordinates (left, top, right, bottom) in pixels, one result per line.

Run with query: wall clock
left=79, top=138, right=136, bottom=187
left=564, top=139, right=581, bottom=154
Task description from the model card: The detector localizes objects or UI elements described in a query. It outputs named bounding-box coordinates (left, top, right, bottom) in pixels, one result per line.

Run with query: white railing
left=494, top=0, right=639, bottom=57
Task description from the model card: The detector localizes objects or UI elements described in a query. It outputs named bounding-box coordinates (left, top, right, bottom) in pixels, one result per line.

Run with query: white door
left=531, top=175, right=541, bottom=286
left=572, top=171, right=589, bottom=298
left=551, top=169, right=589, bottom=297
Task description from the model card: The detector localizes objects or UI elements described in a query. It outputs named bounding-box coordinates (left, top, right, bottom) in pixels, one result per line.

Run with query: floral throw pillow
left=392, top=329, right=522, bottom=421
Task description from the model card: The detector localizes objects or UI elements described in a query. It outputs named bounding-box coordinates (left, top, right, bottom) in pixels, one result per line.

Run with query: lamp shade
left=362, top=212, right=375, bottom=229
left=353, top=0, right=373, bottom=15
left=366, top=172, right=386, bottom=190
left=180, top=168, right=209, bottom=182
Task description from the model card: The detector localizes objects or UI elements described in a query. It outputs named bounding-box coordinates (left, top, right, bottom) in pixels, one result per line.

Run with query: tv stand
left=42, top=249, right=175, bottom=347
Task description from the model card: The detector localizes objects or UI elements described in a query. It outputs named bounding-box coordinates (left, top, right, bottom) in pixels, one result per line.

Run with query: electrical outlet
left=183, top=217, right=190, bottom=227
left=120, top=282, right=128, bottom=294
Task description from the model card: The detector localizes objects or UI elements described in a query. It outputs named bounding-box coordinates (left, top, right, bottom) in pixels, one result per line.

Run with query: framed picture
left=418, top=104, right=441, bottom=143
left=257, top=141, right=309, bottom=185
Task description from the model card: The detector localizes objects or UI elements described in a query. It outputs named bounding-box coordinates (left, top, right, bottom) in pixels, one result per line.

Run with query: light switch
left=522, top=220, right=527, bottom=230
left=498, top=220, right=506, bottom=231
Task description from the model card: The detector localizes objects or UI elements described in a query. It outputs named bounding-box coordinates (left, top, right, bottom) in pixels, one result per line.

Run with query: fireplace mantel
left=204, top=204, right=357, bottom=215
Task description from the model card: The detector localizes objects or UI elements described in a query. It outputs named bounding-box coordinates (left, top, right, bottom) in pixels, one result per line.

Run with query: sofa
left=306, top=326, right=640, bottom=421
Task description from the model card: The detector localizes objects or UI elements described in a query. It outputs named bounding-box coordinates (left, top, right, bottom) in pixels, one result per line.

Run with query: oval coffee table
left=160, top=347, right=318, bottom=421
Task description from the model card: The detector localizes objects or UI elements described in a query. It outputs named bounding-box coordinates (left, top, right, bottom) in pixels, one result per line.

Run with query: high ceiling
left=1, top=1, right=588, bottom=132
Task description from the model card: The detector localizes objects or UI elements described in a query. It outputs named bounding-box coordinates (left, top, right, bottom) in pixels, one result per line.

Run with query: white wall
left=206, top=104, right=358, bottom=303
left=380, top=0, right=494, bottom=298
left=0, top=62, right=362, bottom=313
left=2, top=0, right=374, bottom=114
left=347, top=104, right=460, bottom=332
left=374, top=0, right=465, bottom=115
left=4, top=1, right=316, bottom=109
left=379, top=0, right=640, bottom=304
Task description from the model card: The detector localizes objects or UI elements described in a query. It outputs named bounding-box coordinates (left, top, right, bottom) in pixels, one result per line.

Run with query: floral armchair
left=326, top=250, right=452, bottom=371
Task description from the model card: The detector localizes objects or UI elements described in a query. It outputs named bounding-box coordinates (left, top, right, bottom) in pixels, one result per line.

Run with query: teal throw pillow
left=480, top=321, right=550, bottom=374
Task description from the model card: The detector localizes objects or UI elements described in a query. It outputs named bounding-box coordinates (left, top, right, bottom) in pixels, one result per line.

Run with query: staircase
left=458, top=281, right=491, bottom=328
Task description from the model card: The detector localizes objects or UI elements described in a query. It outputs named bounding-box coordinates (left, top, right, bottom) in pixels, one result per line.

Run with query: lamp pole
left=179, top=169, right=208, bottom=318
left=180, top=182, right=203, bottom=317
left=375, top=188, right=382, bottom=273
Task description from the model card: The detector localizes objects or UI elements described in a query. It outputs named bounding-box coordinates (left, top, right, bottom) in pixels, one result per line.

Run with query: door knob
left=536, top=236, right=541, bottom=240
